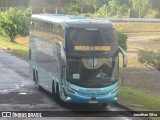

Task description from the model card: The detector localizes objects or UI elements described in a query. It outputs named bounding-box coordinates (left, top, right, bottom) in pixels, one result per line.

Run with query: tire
left=35, top=70, right=41, bottom=91
left=33, top=69, right=36, bottom=81
left=52, top=81, right=56, bottom=97
left=55, top=84, right=62, bottom=104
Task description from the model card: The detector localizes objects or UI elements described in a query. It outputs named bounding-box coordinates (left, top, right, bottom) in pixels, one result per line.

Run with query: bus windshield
left=67, top=55, right=118, bottom=88
left=66, top=27, right=118, bottom=56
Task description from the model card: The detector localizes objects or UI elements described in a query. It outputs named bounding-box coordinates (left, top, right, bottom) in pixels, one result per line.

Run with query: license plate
left=89, top=101, right=98, bottom=104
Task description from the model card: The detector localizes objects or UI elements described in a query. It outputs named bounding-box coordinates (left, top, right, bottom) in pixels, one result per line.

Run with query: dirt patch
left=0, top=44, right=7, bottom=49
left=128, top=40, right=160, bottom=51
left=120, top=33, right=160, bottom=98
left=15, top=36, right=29, bottom=47
left=120, top=68, right=160, bottom=98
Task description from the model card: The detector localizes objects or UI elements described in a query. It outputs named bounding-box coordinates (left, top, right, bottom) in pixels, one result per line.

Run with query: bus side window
left=55, top=43, right=61, bottom=56
left=51, top=42, right=57, bottom=61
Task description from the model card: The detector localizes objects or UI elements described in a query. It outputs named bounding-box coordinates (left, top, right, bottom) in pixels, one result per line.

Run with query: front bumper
left=62, top=88, right=118, bottom=104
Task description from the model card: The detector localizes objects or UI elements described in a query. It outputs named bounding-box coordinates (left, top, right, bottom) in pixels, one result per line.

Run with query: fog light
left=114, top=97, right=117, bottom=101
left=66, top=97, right=71, bottom=100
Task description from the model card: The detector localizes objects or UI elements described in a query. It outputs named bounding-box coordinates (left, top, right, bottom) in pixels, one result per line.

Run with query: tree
left=138, top=50, right=160, bottom=71
left=0, top=7, right=32, bottom=42
left=107, top=0, right=128, bottom=17
left=95, top=4, right=107, bottom=17
left=108, top=0, right=120, bottom=17
left=131, top=0, right=151, bottom=18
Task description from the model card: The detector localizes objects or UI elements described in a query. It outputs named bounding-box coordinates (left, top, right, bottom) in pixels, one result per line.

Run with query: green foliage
left=83, top=13, right=92, bottom=17
left=0, top=7, right=32, bottom=42
left=118, top=4, right=128, bottom=17
left=117, top=32, right=128, bottom=51
left=119, top=86, right=160, bottom=110
left=67, top=11, right=79, bottom=16
left=145, top=9, right=159, bottom=18
left=94, top=0, right=128, bottom=18
left=28, top=0, right=160, bottom=18
left=138, top=50, right=160, bottom=71
left=131, top=0, right=151, bottom=18
left=108, top=0, right=119, bottom=16
left=95, top=4, right=107, bottom=17
left=65, top=3, right=79, bottom=14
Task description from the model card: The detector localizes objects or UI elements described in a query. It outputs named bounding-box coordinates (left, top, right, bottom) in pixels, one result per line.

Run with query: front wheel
left=52, top=81, right=56, bottom=97
left=55, top=85, right=64, bottom=105
left=33, top=68, right=36, bottom=81
left=35, top=70, right=41, bottom=91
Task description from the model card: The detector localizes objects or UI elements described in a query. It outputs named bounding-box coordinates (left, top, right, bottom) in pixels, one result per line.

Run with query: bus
left=29, top=14, right=127, bottom=105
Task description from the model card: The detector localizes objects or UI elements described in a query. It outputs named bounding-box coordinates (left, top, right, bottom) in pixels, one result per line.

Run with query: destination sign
left=74, top=46, right=111, bottom=51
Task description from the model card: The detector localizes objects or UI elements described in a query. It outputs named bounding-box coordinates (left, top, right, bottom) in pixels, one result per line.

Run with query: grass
left=119, top=86, right=160, bottom=120
left=15, top=36, right=29, bottom=47
left=119, top=85, right=160, bottom=110
left=0, top=36, right=29, bottom=60
left=114, top=22, right=160, bottom=33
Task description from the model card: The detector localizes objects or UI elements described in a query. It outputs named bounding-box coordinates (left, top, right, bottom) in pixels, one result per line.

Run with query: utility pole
left=128, top=0, right=131, bottom=18
left=139, top=1, right=142, bottom=19
left=55, top=0, right=59, bottom=14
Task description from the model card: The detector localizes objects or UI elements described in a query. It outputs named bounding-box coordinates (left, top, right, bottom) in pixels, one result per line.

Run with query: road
left=0, top=49, right=151, bottom=120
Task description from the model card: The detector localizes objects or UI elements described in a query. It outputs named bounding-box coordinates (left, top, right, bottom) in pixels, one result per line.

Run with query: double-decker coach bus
left=29, top=14, right=127, bottom=105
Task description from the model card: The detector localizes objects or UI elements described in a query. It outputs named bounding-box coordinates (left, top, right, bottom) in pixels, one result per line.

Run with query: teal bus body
left=29, top=14, right=126, bottom=104
left=62, top=81, right=118, bottom=103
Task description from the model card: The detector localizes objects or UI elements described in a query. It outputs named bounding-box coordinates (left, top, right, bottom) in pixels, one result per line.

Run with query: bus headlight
left=109, top=87, right=118, bottom=95
left=66, top=86, right=78, bottom=95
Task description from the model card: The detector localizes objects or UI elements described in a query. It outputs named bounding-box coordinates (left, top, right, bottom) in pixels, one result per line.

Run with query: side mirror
left=118, top=46, right=128, bottom=67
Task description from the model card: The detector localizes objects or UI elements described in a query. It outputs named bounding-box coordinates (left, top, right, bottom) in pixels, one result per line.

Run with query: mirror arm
left=118, top=46, right=128, bottom=67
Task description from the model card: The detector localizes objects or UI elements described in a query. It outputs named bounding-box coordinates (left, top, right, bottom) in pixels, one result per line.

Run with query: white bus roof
left=31, top=14, right=114, bottom=28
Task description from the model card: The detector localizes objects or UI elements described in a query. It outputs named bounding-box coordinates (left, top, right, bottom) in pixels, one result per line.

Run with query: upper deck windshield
left=66, top=27, right=118, bottom=57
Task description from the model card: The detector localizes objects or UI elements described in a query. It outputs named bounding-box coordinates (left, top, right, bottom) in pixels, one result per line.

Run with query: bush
left=117, top=32, right=128, bottom=51
left=95, top=4, right=107, bottom=17
left=138, top=50, right=160, bottom=71
left=145, top=9, right=159, bottom=18
left=83, top=13, right=92, bottom=17
left=67, top=11, right=79, bottom=16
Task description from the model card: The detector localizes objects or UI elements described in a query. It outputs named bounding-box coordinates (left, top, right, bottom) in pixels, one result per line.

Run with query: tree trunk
left=139, top=9, right=141, bottom=18
left=81, top=6, right=83, bottom=15
left=128, top=8, right=131, bottom=18
left=55, top=5, right=58, bottom=14
left=9, top=35, right=15, bottom=42
left=93, top=5, right=97, bottom=14
left=116, top=8, right=118, bottom=18
left=43, top=7, right=46, bottom=14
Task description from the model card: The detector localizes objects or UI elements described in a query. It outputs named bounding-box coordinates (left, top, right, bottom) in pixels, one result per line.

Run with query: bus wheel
left=55, top=84, right=62, bottom=104
left=33, top=68, right=36, bottom=81
left=35, top=70, right=40, bottom=91
left=52, top=81, right=56, bottom=97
